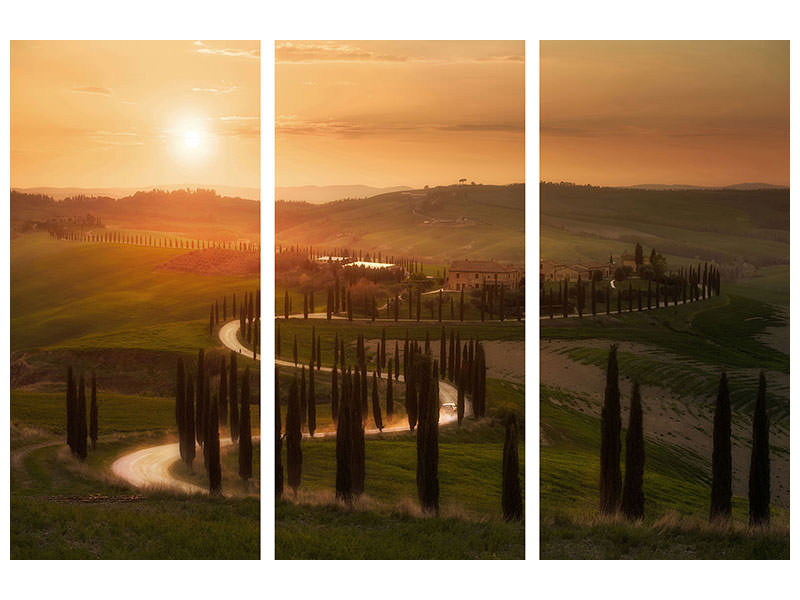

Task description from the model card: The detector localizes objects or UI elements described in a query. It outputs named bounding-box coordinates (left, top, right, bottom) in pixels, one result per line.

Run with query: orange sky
left=541, top=41, right=789, bottom=187
left=11, top=40, right=260, bottom=190
left=275, top=41, right=525, bottom=188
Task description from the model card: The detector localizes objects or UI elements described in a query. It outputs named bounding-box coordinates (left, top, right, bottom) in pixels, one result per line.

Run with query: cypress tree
left=621, top=381, right=645, bottom=520
left=710, top=372, right=732, bottom=523
left=90, top=370, right=98, bottom=450
left=459, top=288, right=464, bottom=321
left=207, top=383, right=222, bottom=494
left=308, top=362, right=316, bottom=437
left=276, top=366, right=283, bottom=498
left=448, top=330, right=455, bottom=381
left=424, top=330, right=430, bottom=354
left=386, top=362, right=394, bottom=416
left=439, top=327, right=446, bottom=377
left=416, top=287, right=421, bottom=322
left=184, top=377, right=196, bottom=468
left=284, top=289, right=289, bottom=319
left=351, top=368, right=365, bottom=496
left=229, top=352, right=239, bottom=442
left=381, top=328, right=387, bottom=370
left=457, top=366, right=465, bottom=425
left=335, top=368, right=353, bottom=503
left=749, top=372, right=770, bottom=526
left=76, top=374, right=88, bottom=460
left=372, top=371, right=383, bottom=431
left=331, top=363, right=339, bottom=423
left=317, top=334, right=321, bottom=370
left=300, top=366, right=307, bottom=427
left=394, top=342, right=400, bottom=381
left=502, top=413, right=523, bottom=521
left=66, top=366, right=75, bottom=452
left=286, top=377, right=302, bottom=492
left=196, top=349, right=205, bottom=446
left=600, top=344, right=622, bottom=515
left=239, top=367, right=253, bottom=483
left=219, top=357, right=228, bottom=426
left=293, top=335, right=298, bottom=366
left=406, top=347, right=418, bottom=431
left=415, top=353, right=439, bottom=514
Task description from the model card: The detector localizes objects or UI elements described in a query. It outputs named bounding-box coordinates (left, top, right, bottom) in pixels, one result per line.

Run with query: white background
left=1, top=0, right=797, bottom=596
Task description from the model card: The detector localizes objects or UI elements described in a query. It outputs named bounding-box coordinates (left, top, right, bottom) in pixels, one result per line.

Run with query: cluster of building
left=446, top=259, right=521, bottom=290
left=540, top=252, right=648, bottom=283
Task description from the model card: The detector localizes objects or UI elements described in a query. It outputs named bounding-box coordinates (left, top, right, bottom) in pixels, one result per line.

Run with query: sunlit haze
left=540, top=41, right=789, bottom=187
left=276, top=40, right=525, bottom=188
left=11, top=40, right=260, bottom=190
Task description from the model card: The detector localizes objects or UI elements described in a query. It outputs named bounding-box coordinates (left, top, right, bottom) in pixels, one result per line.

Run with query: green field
left=11, top=232, right=261, bottom=559
left=277, top=184, right=525, bottom=264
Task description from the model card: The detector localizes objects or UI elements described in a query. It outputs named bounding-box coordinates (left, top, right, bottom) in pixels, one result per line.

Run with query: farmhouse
left=447, top=259, right=521, bottom=290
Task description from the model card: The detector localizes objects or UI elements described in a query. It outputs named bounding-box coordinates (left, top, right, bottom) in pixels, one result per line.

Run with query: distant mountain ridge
left=631, top=182, right=787, bottom=191
left=13, top=184, right=260, bottom=201
left=276, top=185, right=413, bottom=204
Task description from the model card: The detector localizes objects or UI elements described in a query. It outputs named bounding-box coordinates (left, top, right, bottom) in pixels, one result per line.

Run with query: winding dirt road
left=112, top=316, right=466, bottom=495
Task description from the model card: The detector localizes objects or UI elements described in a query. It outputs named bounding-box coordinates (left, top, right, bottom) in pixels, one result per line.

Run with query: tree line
left=52, top=229, right=259, bottom=253
left=599, top=345, right=771, bottom=527
left=542, top=262, right=721, bottom=318
left=175, top=350, right=254, bottom=494
left=209, top=289, right=261, bottom=358
left=275, top=337, right=522, bottom=520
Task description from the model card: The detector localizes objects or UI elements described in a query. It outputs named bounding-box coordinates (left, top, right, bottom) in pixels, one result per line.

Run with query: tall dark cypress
left=448, top=330, right=455, bottom=381
left=406, top=347, right=418, bottom=431
left=89, top=370, right=98, bottom=450
left=275, top=366, right=283, bottom=498
left=308, top=362, right=316, bottom=437
left=331, top=363, right=339, bottom=423
left=196, top=349, right=205, bottom=445
left=415, top=353, right=439, bottom=514
left=207, top=381, right=222, bottom=494
left=184, top=377, right=196, bottom=468
left=219, top=357, right=228, bottom=426
left=386, top=362, right=394, bottom=416
left=351, top=367, right=365, bottom=496
left=300, top=366, right=307, bottom=427
left=335, top=369, right=353, bottom=503
left=372, top=371, right=383, bottom=431
left=66, top=366, right=75, bottom=453
left=394, top=342, right=400, bottom=381
left=239, top=367, right=253, bottom=483
left=457, top=366, right=465, bottom=425
left=76, top=374, right=88, bottom=460
left=439, top=327, right=446, bottom=377
left=710, top=372, right=732, bottom=523
left=600, top=344, right=622, bottom=514
left=286, top=377, right=302, bottom=492
left=284, top=289, right=289, bottom=319
left=748, top=371, right=770, bottom=526
left=293, top=335, right=298, bottom=366
left=229, top=352, right=239, bottom=442
left=176, top=359, right=185, bottom=444
left=459, top=288, right=464, bottom=321
left=621, top=381, right=645, bottom=520
left=502, top=413, right=523, bottom=521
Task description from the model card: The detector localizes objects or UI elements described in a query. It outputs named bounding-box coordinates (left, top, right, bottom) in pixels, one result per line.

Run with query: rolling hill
left=276, top=183, right=525, bottom=265
left=275, top=184, right=412, bottom=204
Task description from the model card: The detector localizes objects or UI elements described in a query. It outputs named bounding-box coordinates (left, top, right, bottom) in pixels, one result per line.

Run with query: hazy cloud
left=277, top=116, right=522, bottom=138
left=194, top=41, right=259, bottom=59
left=219, top=115, right=259, bottom=122
left=276, top=41, right=413, bottom=63
left=71, top=86, right=112, bottom=96
left=192, top=86, right=238, bottom=94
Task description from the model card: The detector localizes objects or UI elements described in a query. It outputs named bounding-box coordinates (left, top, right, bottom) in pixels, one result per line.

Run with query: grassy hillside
left=541, top=183, right=788, bottom=267
left=276, top=184, right=525, bottom=264
left=540, top=388, right=788, bottom=559
left=11, top=233, right=261, bottom=396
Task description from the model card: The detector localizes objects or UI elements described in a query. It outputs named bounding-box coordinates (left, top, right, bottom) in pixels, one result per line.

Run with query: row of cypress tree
left=55, top=229, right=259, bottom=252
left=175, top=350, right=254, bottom=493
left=65, top=367, right=99, bottom=460
left=599, top=345, right=772, bottom=526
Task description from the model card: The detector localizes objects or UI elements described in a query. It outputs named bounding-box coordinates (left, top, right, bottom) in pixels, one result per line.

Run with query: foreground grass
left=276, top=501, right=523, bottom=559
left=540, top=514, right=788, bottom=559
left=540, top=387, right=789, bottom=558
left=11, top=437, right=259, bottom=559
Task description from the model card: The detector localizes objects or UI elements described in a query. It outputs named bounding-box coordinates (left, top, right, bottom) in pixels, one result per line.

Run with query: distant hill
left=11, top=188, right=259, bottom=241
left=540, top=182, right=788, bottom=268
left=276, top=184, right=525, bottom=265
left=14, top=184, right=260, bottom=202
left=630, top=182, right=787, bottom=191
left=276, top=185, right=412, bottom=204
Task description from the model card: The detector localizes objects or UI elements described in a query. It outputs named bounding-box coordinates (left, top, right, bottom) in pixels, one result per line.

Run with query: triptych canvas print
left=7, top=39, right=789, bottom=561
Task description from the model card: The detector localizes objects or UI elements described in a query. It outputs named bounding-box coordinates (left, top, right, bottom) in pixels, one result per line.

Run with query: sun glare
left=184, top=130, right=202, bottom=149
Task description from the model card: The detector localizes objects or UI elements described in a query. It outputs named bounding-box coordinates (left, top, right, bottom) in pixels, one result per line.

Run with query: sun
left=184, top=130, right=202, bottom=149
